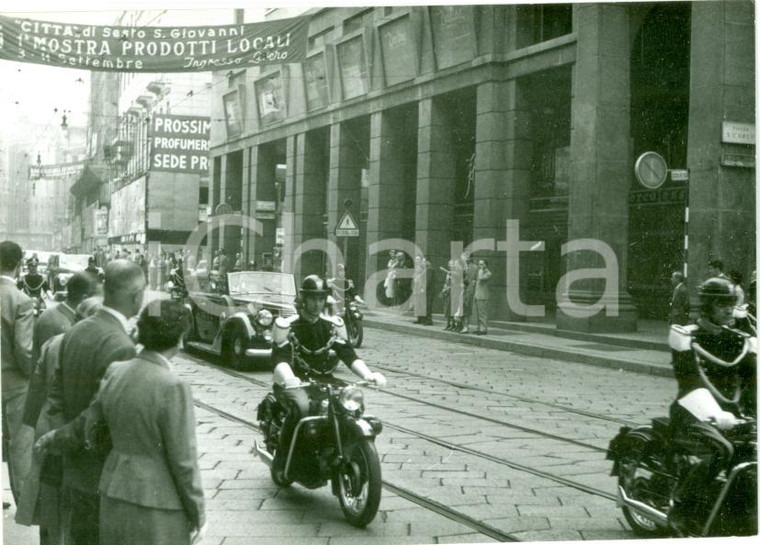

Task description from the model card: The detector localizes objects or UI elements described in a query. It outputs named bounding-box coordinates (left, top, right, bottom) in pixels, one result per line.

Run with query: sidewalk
left=364, top=310, right=674, bottom=378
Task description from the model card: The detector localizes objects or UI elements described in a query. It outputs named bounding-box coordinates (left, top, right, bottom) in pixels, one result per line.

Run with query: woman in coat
left=85, top=299, right=205, bottom=545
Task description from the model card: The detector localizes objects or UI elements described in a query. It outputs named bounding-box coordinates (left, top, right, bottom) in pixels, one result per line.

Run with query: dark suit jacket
left=33, top=302, right=76, bottom=366
left=1, top=276, right=34, bottom=397
left=669, top=283, right=690, bottom=325
left=46, top=308, right=136, bottom=494
left=87, top=352, right=205, bottom=529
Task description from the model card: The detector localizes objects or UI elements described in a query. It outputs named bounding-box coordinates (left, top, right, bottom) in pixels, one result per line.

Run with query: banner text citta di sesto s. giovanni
left=0, top=14, right=310, bottom=72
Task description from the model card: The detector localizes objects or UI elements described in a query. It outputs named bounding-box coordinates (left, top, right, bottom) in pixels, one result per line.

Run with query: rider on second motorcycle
left=667, top=277, right=757, bottom=533
left=268, top=274, right=386, bottom=480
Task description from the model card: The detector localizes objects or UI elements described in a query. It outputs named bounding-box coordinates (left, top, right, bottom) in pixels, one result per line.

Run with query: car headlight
left=256, top=309, right=273, bottom=327
left=58, top=274, right=71, bottom=287
left=338, top=386, right=364, bottom=413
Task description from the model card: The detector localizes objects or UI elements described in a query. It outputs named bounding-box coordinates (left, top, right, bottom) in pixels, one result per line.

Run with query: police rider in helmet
left=269, top=274, right=386, bottom=478
left=667, top=277, right=756, bottom=533
left=17, top=256, right=52, bottom=312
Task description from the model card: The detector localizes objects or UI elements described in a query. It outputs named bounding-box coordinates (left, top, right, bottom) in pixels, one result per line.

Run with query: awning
left=70, top=165, right=106, bottom=198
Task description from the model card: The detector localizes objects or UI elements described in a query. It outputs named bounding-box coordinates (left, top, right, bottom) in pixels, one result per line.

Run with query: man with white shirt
left=43, top=259, right=145, bottom=545
left=1, top=240, right=35, bottom=506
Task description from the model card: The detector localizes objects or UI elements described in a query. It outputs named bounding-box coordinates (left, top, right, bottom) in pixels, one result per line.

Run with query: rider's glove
left=713, top=411, right=740, bottom=430
left=367, top=372, right=387, bottom=388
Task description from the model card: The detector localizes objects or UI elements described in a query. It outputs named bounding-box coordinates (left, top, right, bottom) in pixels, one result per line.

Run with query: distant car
left=184, top=270, right=297, bottom=370
left=48, top=253, right=103, bottom=300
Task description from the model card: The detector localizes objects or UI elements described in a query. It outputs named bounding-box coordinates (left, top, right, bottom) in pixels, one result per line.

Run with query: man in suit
left=669, top=271, right=690, bottom=326
left=34, top=272, right=96, bottom=361
left=1, top=240, right=35, bottom=506
left=24, top=272, right=96, bottom=430
left=459, top=252, right=478, bottom=334
left=41, top=259, right=145, bottom=545
left=473, top=258, right=493, bottom=335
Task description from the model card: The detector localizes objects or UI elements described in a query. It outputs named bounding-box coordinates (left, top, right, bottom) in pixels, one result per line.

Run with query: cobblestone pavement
left=5, top=326, right=676, bottom=544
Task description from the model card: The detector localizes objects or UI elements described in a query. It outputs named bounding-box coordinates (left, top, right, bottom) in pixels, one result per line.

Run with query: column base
left=556, top=289, right=638, bottom=333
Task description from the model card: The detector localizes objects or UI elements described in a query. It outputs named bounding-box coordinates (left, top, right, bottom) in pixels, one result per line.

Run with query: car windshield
left=58, top=254, right=91, bottom=271
left=227, top=272, right=296, bottom=296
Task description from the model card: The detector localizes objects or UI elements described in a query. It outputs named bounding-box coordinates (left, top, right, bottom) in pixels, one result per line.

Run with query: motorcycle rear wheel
left=619, top=432, right=671, bottom=537
left=335, top=439, right=381, bottom=527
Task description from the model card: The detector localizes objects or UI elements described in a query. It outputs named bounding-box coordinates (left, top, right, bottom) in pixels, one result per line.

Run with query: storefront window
left=304, top=53, right=329, bottom=110
left=337, top=37, right=368, bottom=100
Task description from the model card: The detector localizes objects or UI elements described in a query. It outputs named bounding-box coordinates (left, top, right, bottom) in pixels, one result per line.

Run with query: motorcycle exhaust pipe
left=253, top=440, right=273, bottom=467
left=617, top=486, right=669, bottom=526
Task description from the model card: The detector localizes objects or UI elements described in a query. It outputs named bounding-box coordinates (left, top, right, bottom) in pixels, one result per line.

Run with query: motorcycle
left=165, top=267, right=187, bottom=301
left=607, top=416, right=757, bottom=537
left=254, top=379, right=383, bottom=527
left=326, top=294, right=364, bottom=348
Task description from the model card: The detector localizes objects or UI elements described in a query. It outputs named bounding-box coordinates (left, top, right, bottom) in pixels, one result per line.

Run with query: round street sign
left=634, top=151, right=668, bottom=189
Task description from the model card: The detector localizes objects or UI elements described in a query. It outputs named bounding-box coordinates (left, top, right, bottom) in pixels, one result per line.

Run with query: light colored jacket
left=1, top=276, right=34, bottom=397
left=87, top=351, right=205, bottom=529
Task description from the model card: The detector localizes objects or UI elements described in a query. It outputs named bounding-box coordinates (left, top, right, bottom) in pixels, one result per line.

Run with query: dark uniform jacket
left=45, top=308, right=136, bottom=494
left=272, top=315, right=358, bottom=379
left=670, top=323, right=756, bottom=425
left=17, top=273, right=49, bottom=300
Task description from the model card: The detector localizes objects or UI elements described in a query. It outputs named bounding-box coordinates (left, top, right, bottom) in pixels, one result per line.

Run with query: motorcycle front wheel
left=335, top=439, right=381, bottom=527
left=618, top=431, right=671, bottom=537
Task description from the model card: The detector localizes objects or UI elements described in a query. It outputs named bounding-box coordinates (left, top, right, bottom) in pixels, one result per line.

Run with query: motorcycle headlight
left=256, top=309, right=274, bottom=327
left=338, top=386, right=364, bottom=413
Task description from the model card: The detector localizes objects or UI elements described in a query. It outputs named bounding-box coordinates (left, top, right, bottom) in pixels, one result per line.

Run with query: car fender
left=221, top=312, right=255, bottom=341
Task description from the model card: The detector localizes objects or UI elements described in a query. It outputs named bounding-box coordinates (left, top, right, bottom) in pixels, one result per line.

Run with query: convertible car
left=48, top=253, right=103, bottom=300
left=184, top=270, right=297, bottom=370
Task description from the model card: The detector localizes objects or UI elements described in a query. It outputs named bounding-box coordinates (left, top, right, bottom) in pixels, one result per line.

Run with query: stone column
left=475, top=79, right=532, bottom=321
left=292, top=132, right=327, bottom=279
left=365, top=110, right=409, bottom=288
left=557, top=4, right=637, bottom=332
left=686, top=1, right=756, bottom=288
left=415, top=97, right=456, bottom=276
left=281, top=136, right=297, bottom=275
left=240, top=147, right=252, bottom=266
left=327, top=123, right=363, bottom=277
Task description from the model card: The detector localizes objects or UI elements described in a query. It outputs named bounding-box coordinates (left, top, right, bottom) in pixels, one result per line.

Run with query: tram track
left=182, top=350, right=618, bottom=506
left=182, top=350, right=613, bottom=454
left=193, top=398, right=522, bottom=542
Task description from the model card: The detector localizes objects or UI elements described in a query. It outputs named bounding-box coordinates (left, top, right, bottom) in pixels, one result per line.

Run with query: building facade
left=208, top=3, right=755, bottom=331
left=67, top=10, right=226, bottom=260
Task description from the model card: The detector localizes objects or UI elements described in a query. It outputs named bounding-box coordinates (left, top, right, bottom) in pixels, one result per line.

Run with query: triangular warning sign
left=337, top=212, right=357, bottom=230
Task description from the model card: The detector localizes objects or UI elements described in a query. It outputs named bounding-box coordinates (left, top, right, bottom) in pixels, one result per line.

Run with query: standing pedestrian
left=158, top=253, right=168, bottom=291
left=219, top=249, right=231, bottom=275
left=16, top=297, right=102, bottom=545
left=412, top=255, right=426, bottom=324
left=424, top=259, right=436, bottom=325
left=440, top=260, right=454, bottom=330
left=38, top=300, right=206, bottom=545
left=707, top=259, right=730, bottom=281
left=668, top=271, right=690, bottom=325
left=459, top=252, right=478, bottom=334
left=473, top=259, right=492, bottom=335
left=38, top=260, right=145, bottom=545
left=383, top=250, right=397, bottom=308
left=1, top=240, right=35, bottom=507
left=450, top=258, right=465, bottom=332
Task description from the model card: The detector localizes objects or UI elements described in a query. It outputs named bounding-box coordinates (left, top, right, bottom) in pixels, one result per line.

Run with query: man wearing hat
left=17, top=256, right=52, bottom=315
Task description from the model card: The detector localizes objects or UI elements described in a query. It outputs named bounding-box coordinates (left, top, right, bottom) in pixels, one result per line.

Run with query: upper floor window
left=343, top=8, right=373, bottom=35
left=516, top=4, right=572, bottom=48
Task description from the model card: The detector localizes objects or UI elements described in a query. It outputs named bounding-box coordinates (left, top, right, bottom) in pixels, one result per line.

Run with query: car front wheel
left=223, top=321, right=250, bottom=371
